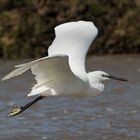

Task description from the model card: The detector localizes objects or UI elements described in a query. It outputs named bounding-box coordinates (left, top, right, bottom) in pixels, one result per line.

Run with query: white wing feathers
left=2, top=56, right=47, bottom=81
left=2, top=63, right=31, bottom=81
left=2, top=21, right=98, bottom=97
left=2, top=55, right=79, bottom=96
left=48, top=21, right=98, bottom=81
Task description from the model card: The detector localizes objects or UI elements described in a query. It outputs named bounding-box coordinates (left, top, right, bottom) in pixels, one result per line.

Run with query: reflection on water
left=0, top=55, right=140, bottom=140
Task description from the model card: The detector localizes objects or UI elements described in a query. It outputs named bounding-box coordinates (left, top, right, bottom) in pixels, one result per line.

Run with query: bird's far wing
left=2, top=55, right=80, bottom=97
left=48, top=21, right=98, bottom=81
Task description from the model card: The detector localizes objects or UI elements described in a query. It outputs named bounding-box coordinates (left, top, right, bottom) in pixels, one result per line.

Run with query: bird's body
left=2, top=21, right=127, bottom=117
left=2, top=21, right=101, bottom=97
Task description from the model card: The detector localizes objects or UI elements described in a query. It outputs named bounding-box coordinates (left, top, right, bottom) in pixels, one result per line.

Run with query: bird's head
left=88, top=70, right=128, bottom=84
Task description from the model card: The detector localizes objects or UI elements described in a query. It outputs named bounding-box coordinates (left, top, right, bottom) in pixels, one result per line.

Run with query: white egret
left=2, top=21, right=127, bottom=117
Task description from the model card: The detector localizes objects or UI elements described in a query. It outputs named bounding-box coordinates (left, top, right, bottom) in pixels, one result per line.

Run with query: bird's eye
left=102, top=74, right=107, bottom=77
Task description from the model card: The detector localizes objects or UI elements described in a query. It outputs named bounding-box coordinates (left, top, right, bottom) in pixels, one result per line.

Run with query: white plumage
left=2, top=21, right=127, bottom=98
left=48, top=21, right=98, bottom=81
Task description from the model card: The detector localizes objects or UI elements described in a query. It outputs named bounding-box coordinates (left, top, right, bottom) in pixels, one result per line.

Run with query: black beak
left=107, top=75, right=128, bottom=82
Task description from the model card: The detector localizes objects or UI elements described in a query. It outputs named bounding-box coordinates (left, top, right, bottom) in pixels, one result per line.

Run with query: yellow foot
left=8, top=106, right=23, bottom=117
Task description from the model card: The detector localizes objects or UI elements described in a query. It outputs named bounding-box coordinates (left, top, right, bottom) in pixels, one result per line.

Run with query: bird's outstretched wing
left=2, top=55, right=81, bottom=97
left=48, top=21, right=98, bottom=81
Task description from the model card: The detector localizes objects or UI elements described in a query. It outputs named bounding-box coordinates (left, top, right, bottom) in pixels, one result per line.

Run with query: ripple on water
left=0, top=55, right=140, bottom=139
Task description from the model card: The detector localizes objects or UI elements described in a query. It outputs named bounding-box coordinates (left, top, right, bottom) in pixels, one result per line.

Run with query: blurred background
left=0, top=1, right=140, bottom=140
left=0, top=0, right=140, bottom=59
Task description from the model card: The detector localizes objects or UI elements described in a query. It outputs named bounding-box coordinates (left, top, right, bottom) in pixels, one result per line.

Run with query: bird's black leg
left=8, top=96, right=45, bottom=117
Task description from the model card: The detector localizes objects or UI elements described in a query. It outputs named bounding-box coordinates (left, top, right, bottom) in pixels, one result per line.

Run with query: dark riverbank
left=0, top=0, right=140, bottom=59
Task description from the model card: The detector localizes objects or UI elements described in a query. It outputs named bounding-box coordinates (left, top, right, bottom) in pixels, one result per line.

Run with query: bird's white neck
left=92, top=82, right=104, bottom=92
left=89, top=80, right=104, bottom=93
left=88, top=73, right=105, bottom=93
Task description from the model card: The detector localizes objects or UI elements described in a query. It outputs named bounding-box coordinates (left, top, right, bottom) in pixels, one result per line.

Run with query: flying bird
left=2, top=21, right=127, bottom=117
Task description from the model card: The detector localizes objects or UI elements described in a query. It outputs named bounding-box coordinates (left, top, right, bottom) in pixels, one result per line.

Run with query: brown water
left=0, top=55, right=140, bottom=140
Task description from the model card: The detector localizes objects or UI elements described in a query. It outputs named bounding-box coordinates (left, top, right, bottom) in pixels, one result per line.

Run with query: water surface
left=0, top=55, right=140, bottom=140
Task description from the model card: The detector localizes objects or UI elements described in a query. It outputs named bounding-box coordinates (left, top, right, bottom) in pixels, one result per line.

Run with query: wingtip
left=1, top=74, right=12, bottom=81
left=1, top=76, right=8, bottom=81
